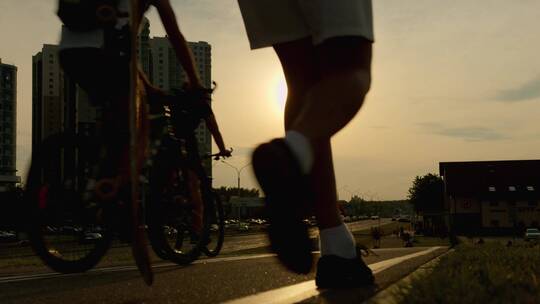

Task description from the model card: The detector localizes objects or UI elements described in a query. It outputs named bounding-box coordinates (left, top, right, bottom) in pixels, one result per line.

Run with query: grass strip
left=394, top=243, right=540, bottom=303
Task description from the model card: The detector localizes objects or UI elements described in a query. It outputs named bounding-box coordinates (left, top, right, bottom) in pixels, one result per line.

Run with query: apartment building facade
left=440, top=160, right=540, bottom=235
left=0, top=59, right=20, bottom=190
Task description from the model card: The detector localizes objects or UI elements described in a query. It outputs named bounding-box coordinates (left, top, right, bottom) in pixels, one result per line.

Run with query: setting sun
left=272, top=75, right=288, bottom=112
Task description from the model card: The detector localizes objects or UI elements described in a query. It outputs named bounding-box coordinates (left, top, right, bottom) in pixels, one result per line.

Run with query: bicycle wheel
left=147, top=143, right=202, bottom=265
left=201, top=189, right=225, bottom=257
left=25, top=133, right=112, bottom=273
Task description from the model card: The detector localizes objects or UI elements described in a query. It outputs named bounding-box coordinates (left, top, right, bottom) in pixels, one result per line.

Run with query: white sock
left=284, top=131, right=313, bottom=174
left=319, top=223, right=357, bottom=259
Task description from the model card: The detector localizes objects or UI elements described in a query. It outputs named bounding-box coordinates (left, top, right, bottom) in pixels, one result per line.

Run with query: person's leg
left=273, top=40, right=342, bottom=230
left=291, top=36, right=372, bottom=139
left=283, top=38, right=371, bottom=229
left=273, top=36, right=375, bottom=287
left=274, top=39, right=360, bottom=261
left=276, top=38, right=372, bottom=229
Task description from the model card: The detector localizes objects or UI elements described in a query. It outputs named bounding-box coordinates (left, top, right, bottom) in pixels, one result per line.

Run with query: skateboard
left=129, top=0, right=153, bottom=286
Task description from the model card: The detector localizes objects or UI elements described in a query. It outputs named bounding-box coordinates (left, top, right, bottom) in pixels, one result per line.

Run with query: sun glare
left=272, top=76, right=288, bottom=112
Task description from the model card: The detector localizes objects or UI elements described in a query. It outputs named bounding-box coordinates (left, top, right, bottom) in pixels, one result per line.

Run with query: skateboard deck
left=129, top=0, right=153, bottom=286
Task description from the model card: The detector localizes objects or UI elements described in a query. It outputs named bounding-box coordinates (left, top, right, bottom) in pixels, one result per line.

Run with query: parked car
left=0, top=231, right=17, bottom=242
left=398, top=215, right=411, bottom=222
left=237, top=223, right=250, bottom=232
left=371, top=215, right=380, bottom=220
left=525, top=228, right=540, bottom=241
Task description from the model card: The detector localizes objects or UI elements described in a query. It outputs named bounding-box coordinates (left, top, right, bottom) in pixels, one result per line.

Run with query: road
left=0, top=218, right=395, bottom=275
left=221, top=218, right=392, bottom=254
left=0, top=245, right=446, bottom=304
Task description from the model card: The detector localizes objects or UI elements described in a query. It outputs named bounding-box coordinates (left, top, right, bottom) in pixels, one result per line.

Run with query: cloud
left=496, top=76, right=540, bottom=102
left=418, top=123, right=508, bottom=142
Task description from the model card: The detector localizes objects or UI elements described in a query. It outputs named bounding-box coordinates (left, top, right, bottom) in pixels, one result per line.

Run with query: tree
left=215, top=186, right=260, bottom=202
left=407, top=173, right=444, bottom=214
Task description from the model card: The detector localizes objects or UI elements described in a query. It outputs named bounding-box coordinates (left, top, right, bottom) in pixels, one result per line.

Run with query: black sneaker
left=315, top=248, right=375, bottom=289
left=252, top=138, right=313, bottom=274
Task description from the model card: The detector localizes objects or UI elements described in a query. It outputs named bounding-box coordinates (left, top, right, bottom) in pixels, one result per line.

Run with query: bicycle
left=24, top=85, right=227, bottom=274
left=146, top=88, right=227, bottom=264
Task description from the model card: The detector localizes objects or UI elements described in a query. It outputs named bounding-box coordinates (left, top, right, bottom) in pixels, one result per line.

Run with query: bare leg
left=274, top=37, right=372, bottom=230
left=291, top=37, right=372, bottom=139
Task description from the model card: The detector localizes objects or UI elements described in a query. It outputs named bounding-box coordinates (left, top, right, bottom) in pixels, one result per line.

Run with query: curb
left=366, top=248, right=454, bottom=304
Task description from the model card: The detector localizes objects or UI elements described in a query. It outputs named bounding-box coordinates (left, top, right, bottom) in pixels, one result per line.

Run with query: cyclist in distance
left=238, top=0, right=375, bottom=288
left=164, top=86, right=232, bottom=241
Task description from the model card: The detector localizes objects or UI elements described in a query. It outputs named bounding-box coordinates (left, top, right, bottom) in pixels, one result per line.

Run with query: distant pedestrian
left=371, top=226, right=382, bottom=249
left=238, top=0, right=374, bottom=289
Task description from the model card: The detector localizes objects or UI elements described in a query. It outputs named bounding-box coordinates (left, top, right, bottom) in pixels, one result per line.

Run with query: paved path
left=0, top=246, right=446, bottom=304
left=220, top=219, right=392, bottom=254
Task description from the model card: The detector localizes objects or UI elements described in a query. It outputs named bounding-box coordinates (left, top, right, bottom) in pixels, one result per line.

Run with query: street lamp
left=221, top=160, right=251, bottom=196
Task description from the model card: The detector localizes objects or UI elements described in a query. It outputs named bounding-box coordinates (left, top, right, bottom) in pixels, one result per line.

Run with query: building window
left=508, top=186, right=516, bottom=191
left=489, top=201, right=498, bottom=207
left=490, top=220, right=500, bottom=227
left=488, top=186, right=496, bottom=192
left=528, top=201, right=538, bottom=207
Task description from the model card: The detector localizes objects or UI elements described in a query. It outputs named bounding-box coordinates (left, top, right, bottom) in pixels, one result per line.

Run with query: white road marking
left=224, top=247, right=442, bottom=304
left=0, top=247, right=439, bottom=284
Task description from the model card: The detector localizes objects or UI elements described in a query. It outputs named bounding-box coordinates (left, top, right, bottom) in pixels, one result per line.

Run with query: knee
left=339, top=69, right=371, bottom=117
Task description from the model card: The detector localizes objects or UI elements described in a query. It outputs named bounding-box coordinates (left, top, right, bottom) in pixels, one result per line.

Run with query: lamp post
left=221, top=160, right=251, bottom=196
left=221, top=161, right=251, bottom=220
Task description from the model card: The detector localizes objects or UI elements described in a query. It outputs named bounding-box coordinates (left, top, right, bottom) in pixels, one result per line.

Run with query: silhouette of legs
left=274, top=36, right=372, bottom=230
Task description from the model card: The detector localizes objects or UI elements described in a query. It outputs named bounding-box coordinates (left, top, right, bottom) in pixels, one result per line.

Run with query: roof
left=439, top=160, right=540, bottom=199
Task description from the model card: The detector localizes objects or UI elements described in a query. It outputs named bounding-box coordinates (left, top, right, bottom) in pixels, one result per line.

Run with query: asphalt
left=0, top=246, right=447, bottom=304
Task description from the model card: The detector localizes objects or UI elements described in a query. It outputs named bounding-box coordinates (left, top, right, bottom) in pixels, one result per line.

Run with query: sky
left=1, top=0, right=540, bottom=200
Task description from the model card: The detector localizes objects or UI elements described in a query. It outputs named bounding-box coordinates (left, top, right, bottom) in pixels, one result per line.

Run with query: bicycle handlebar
left=204, top=147, right=233, bottom=160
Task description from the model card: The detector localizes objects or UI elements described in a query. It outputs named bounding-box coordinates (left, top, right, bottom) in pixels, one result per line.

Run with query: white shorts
left=238, top=0, right=374, bottom=49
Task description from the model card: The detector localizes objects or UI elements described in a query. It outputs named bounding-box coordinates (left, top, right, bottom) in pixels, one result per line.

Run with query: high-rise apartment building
left=32, top=22, right=213, bottom=178
left=0, top=58, right=20, bottom=190
left=32, top=44, right=98, bottom=152
left=148, top=38, right=213, bottom=173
